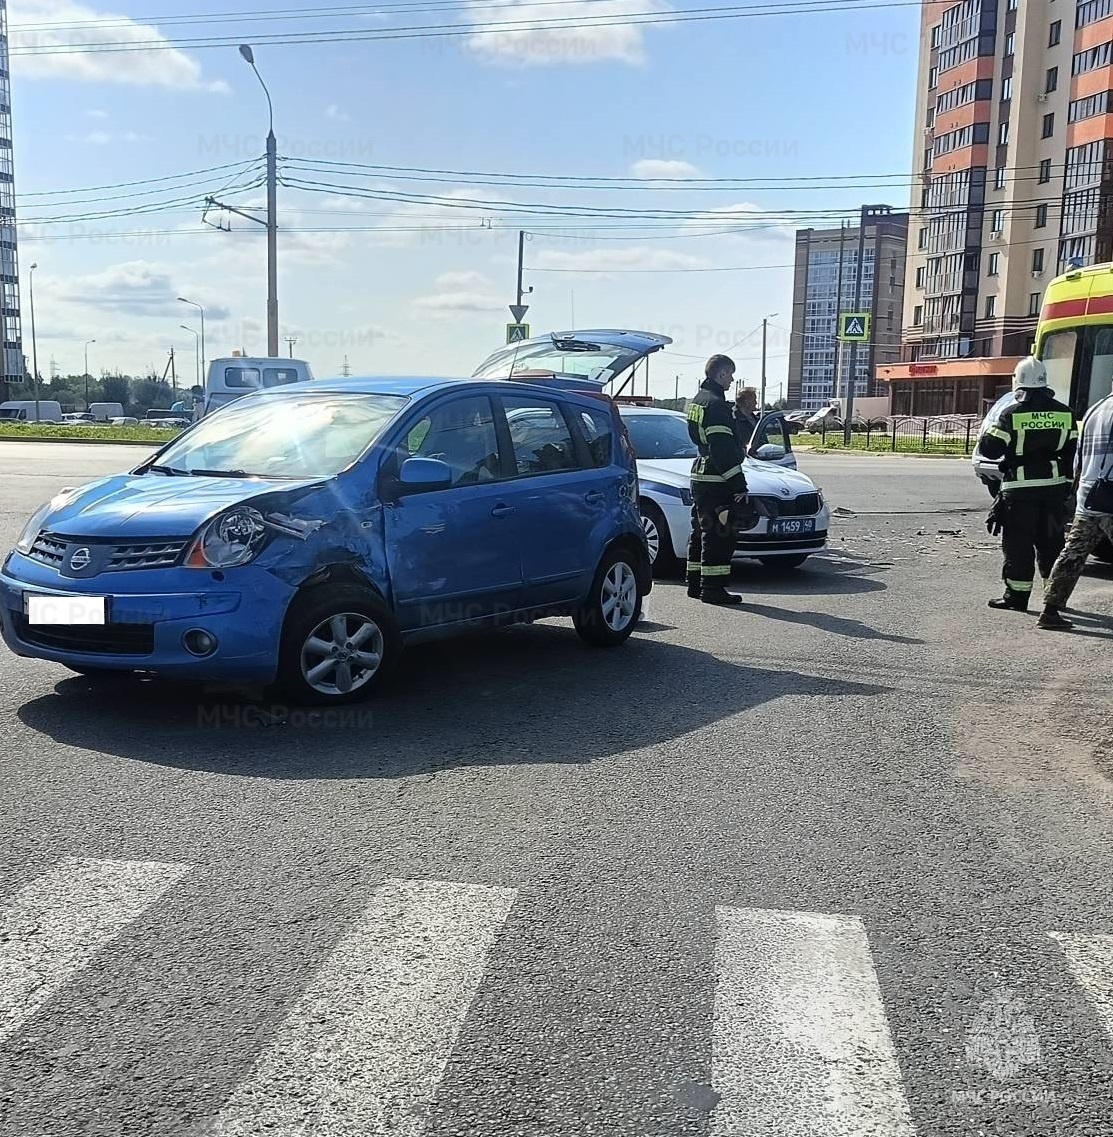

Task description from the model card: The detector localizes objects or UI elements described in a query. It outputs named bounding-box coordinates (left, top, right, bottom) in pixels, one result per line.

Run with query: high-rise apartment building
left=0, top=0, right=20, bottom=395
left=788, top=206, right=908, bottom=411
left=881, top=0, right=1113, bottom=417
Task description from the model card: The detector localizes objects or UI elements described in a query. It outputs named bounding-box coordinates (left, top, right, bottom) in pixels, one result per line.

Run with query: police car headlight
left=185, top=507, right=268, bottom=568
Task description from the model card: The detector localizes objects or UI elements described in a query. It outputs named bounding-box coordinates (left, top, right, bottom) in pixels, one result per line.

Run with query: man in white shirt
left=1038, top=392, right=1113, bottom=631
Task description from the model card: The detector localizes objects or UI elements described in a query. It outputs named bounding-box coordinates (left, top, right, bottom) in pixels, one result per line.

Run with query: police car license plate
left=770, top=518, right=815, bottom=537
left=25, top=594, right=108, bottom=624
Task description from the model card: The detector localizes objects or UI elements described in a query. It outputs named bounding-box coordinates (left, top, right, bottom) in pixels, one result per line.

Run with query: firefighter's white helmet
left=1013, top=356, right=1048, bottom=389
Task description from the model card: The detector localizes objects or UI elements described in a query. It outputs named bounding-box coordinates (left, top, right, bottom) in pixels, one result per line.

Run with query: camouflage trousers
left=1044, top=513, right=1113, bottom=610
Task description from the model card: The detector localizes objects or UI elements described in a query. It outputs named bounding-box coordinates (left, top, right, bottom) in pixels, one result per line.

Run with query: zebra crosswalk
left=1, top=857, right=1112, bottom=1136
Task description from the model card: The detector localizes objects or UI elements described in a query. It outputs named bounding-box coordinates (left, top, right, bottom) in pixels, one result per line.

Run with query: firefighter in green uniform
left=980, top=356, right=1079, bottom=612
left=686, top=354, right=750, bottom=605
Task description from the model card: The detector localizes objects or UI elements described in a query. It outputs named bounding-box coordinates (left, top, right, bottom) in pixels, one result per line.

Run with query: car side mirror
left=398, top=457, right=453, bottom=493
left=754, top=444, right=786, bottom=461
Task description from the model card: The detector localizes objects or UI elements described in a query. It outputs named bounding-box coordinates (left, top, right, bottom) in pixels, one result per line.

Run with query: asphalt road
left=1, top=442, right=1112, bottom=1137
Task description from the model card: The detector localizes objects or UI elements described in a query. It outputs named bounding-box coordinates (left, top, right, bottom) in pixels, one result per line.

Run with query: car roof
left=617, top=406, right=684, bottom=416
left=217, top=375, right=614, bottom=403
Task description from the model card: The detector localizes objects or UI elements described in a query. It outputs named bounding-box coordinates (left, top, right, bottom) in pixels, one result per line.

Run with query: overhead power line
left=8, top=0, right=924, bottom=56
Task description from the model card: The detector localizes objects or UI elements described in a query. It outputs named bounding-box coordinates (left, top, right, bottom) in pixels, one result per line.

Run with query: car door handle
left=584, top=490, right=605, bottom=504
left=491, top=503, right=515, bottom=518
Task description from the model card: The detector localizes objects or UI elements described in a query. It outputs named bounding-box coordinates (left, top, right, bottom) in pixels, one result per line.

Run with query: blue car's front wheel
left=277, top=584, right=400, bottom=705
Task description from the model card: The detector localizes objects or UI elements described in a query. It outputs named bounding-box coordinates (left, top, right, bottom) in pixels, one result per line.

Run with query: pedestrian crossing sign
left=506, top=323, right=530, bottom=344
left=838, top=312, right=870, bottom=342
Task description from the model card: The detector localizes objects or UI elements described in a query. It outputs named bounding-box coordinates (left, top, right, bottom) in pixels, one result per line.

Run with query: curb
left=797, top=447, right=968, bottom=461
left=0, top=435, right=163, bottom=446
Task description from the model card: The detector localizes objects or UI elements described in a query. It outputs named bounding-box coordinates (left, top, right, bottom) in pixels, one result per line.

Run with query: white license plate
left=25, top=594, right=107, bottom=625
left=771, top=518, right=816, bottom=536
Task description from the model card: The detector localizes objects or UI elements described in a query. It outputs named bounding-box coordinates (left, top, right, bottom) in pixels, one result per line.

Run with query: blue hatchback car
left=0, top=377, right=651, bottom=704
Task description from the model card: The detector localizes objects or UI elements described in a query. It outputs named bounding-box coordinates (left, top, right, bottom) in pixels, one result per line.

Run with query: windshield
left=473, top=340, right=642, bottom=384
left=622, top=413, right=698, bottom=460
left=148, top=391, right=408, bottom=479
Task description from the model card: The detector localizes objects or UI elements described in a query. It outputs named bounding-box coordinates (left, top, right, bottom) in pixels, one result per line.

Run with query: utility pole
left=28, top=262, right=39, bottom=422
left=84, top=339, right=95, bottom=406
left=761, top=319, right=769, bottom=410
left=831, top=220, right=847, bottom=424
left=285, top=335, right=297, bottom=358
left=506, top=230, right=533, bottom=342
left=846, top=204, right=868, bottom=445
left=674, top=373, right=679, bottom=407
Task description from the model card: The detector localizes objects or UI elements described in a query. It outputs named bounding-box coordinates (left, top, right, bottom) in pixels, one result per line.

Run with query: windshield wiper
left=189, top=468, right=252, bottom=478
left=148, top=464, right=188, bottom=476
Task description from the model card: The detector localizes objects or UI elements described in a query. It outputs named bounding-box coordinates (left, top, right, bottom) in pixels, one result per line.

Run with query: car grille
left=27, top=533, right=187, bottom=572
left=749, top=492, right=821, bottom=518
left=11, top=612, right=154, bottom=656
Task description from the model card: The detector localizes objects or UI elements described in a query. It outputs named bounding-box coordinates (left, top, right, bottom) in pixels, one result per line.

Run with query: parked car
left=620, top=406, right=830, bottom=573
left=0, top=377, right=651, bottom=704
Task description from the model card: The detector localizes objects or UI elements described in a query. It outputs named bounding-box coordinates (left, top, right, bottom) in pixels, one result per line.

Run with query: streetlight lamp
left=180, top=325, right=200, bottom=389
left=84, top=339, right=96, bottom=406
left=760, top=312, right=778, bottom=411
left=239, top=44, right=278, bottom=357
left=177, top=297, right=205, bottom=382
left=28, top=262, right=40, bottom=422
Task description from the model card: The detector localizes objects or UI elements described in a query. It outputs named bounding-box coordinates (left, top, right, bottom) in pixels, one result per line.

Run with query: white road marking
left=0, top=857, right=192, bottom=1042
left=710, top=906, right=916, bottom=1136
left=1050, top=931, right=1113, bottom=1039
left=206, top=877, right=516, bottom=1137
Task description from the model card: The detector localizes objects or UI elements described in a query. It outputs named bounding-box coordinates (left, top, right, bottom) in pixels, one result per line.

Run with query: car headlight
left=15, top=502, right=52, bottom=554
left=185, top=507, right=268, bottom=568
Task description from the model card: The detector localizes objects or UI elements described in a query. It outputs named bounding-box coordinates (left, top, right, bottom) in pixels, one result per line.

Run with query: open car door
left=747, top=412, right=798, bottom=470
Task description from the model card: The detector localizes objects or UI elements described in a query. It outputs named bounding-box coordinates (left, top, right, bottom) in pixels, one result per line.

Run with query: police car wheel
left=573, top=548, right=642, bottom=646
left=639, top=500, right=680, bottom=577
left=277, top=584, right=400, bottom=706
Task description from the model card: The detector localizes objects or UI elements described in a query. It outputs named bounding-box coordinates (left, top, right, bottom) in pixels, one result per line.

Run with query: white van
left=0, top=400, right=64, bottom=423
left=200, top=356, right=313, bottom=417
left=88, top=402, right=124, bottom=422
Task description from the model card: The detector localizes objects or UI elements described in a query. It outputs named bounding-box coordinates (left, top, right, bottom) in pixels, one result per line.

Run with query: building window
left=916, top=266, right=926, bottom=288
left=999, top=122, right=1010, bottom=146
left=1049, top=21, right=1061, bottom=48
left=992, top=209, right=1005, bottom=232
left=1035, top=204, right=1049, bottom=228
left=995, top=166, right=1007, bottom=189
left=931, top=24, right=940, bottom=48
left=1007, top=0, right=1017, bottom=9
left=1033, top=248, right=1045, bottom=273
left=1029, top=293, right=1042, bottom=316
left=1002, top=77, right=1013, bottom=101
left=985, top=295, right=997, bottom=319
left=988, top=252, right=1000, bottom=275
left=1046, top=67, right=1059, bottom=93
left=1005, top=32, right=1015, bottom=56
left=1042, top=113, right=1055, bottom=139
left=919, top=227, right=928, bottom=250
left=913, top=305, right=924, bottom=327
left=929, top=66, right=938, bottom=90
left=1039, top=159, right=1053, bottom=184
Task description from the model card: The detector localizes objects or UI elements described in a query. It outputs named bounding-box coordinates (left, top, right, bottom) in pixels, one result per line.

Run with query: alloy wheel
left=300, top=612, right=385, bottom=697
left=601, top=561, right=638, bottom=632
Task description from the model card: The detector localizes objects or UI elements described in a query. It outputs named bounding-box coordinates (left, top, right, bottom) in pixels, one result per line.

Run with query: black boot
left=988, top=591, right=1029, bottom=612
left=1037, top=606, right=1073, bottom=631
left=687, top=573, right=701, bottom=599
left=701, top=584, right=744, bottom=606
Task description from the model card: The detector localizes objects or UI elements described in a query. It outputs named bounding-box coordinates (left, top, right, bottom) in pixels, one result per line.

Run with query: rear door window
left=501, top=396, right=581, bottom=476
left=577, top=405, right=614, bottom=468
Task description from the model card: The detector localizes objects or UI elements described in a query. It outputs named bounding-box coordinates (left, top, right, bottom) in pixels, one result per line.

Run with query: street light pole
left=239, top=45, right=278, bottom=357
left=28, top=262, right=40, bottom=422
left=180, top=325, right=200, bottom=389
left=84, top=339, right=95, bottom=406
left=177, top=297, right=205, bottom=382
left=760, top=312, right=778, bottom=410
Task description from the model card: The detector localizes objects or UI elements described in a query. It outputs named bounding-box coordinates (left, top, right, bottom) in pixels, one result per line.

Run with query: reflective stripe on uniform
left=719, top=464, right=744, bottom=481
left=702, top=565, right=732, bottom=576
left=705, top=425, right=735, bottom=437
left=686, top=562, right=701, bottom=573
left=1006, top=579, right=1034, bottom=592
left=691, top=473, right=727, bottom=483
left=1003, top=473, right=1071, bottom=489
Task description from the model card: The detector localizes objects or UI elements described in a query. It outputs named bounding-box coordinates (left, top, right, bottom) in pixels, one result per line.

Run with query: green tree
left=101, top=375, right=131, bottom=409
left=130, top=378, right=173, bottom=414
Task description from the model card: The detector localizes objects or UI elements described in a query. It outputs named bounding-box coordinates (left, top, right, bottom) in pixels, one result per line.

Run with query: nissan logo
left=69, top=547, right=91, bottom=570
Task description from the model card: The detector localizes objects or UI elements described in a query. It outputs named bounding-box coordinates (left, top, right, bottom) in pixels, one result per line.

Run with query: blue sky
left=12, top=0, right=920, bottom=397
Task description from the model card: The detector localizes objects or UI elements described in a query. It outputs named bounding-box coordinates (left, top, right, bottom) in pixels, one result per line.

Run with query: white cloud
left=463, top=0, right=669, bottom=67
left=680, top=202, right=797, bottom=243
left=324, top=104, right=351, bottom=122
left=69, top=129, right=151, bottom=145
left=43, top=260, right=229, bottom=320
left=534, top=247, right=708, bottom=276
left=10, top=0, right=229, bottom=90
left=433, top=270, right=495, bottom=289
left=412, top=285, right=504, bottom=316
left=83, top=108, right=109, bottom=119
left=630, top=159, right=704, bottom=180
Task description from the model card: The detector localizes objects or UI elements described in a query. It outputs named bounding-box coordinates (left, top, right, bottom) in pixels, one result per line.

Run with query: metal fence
left=801, top=415, right=980, bottom=454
